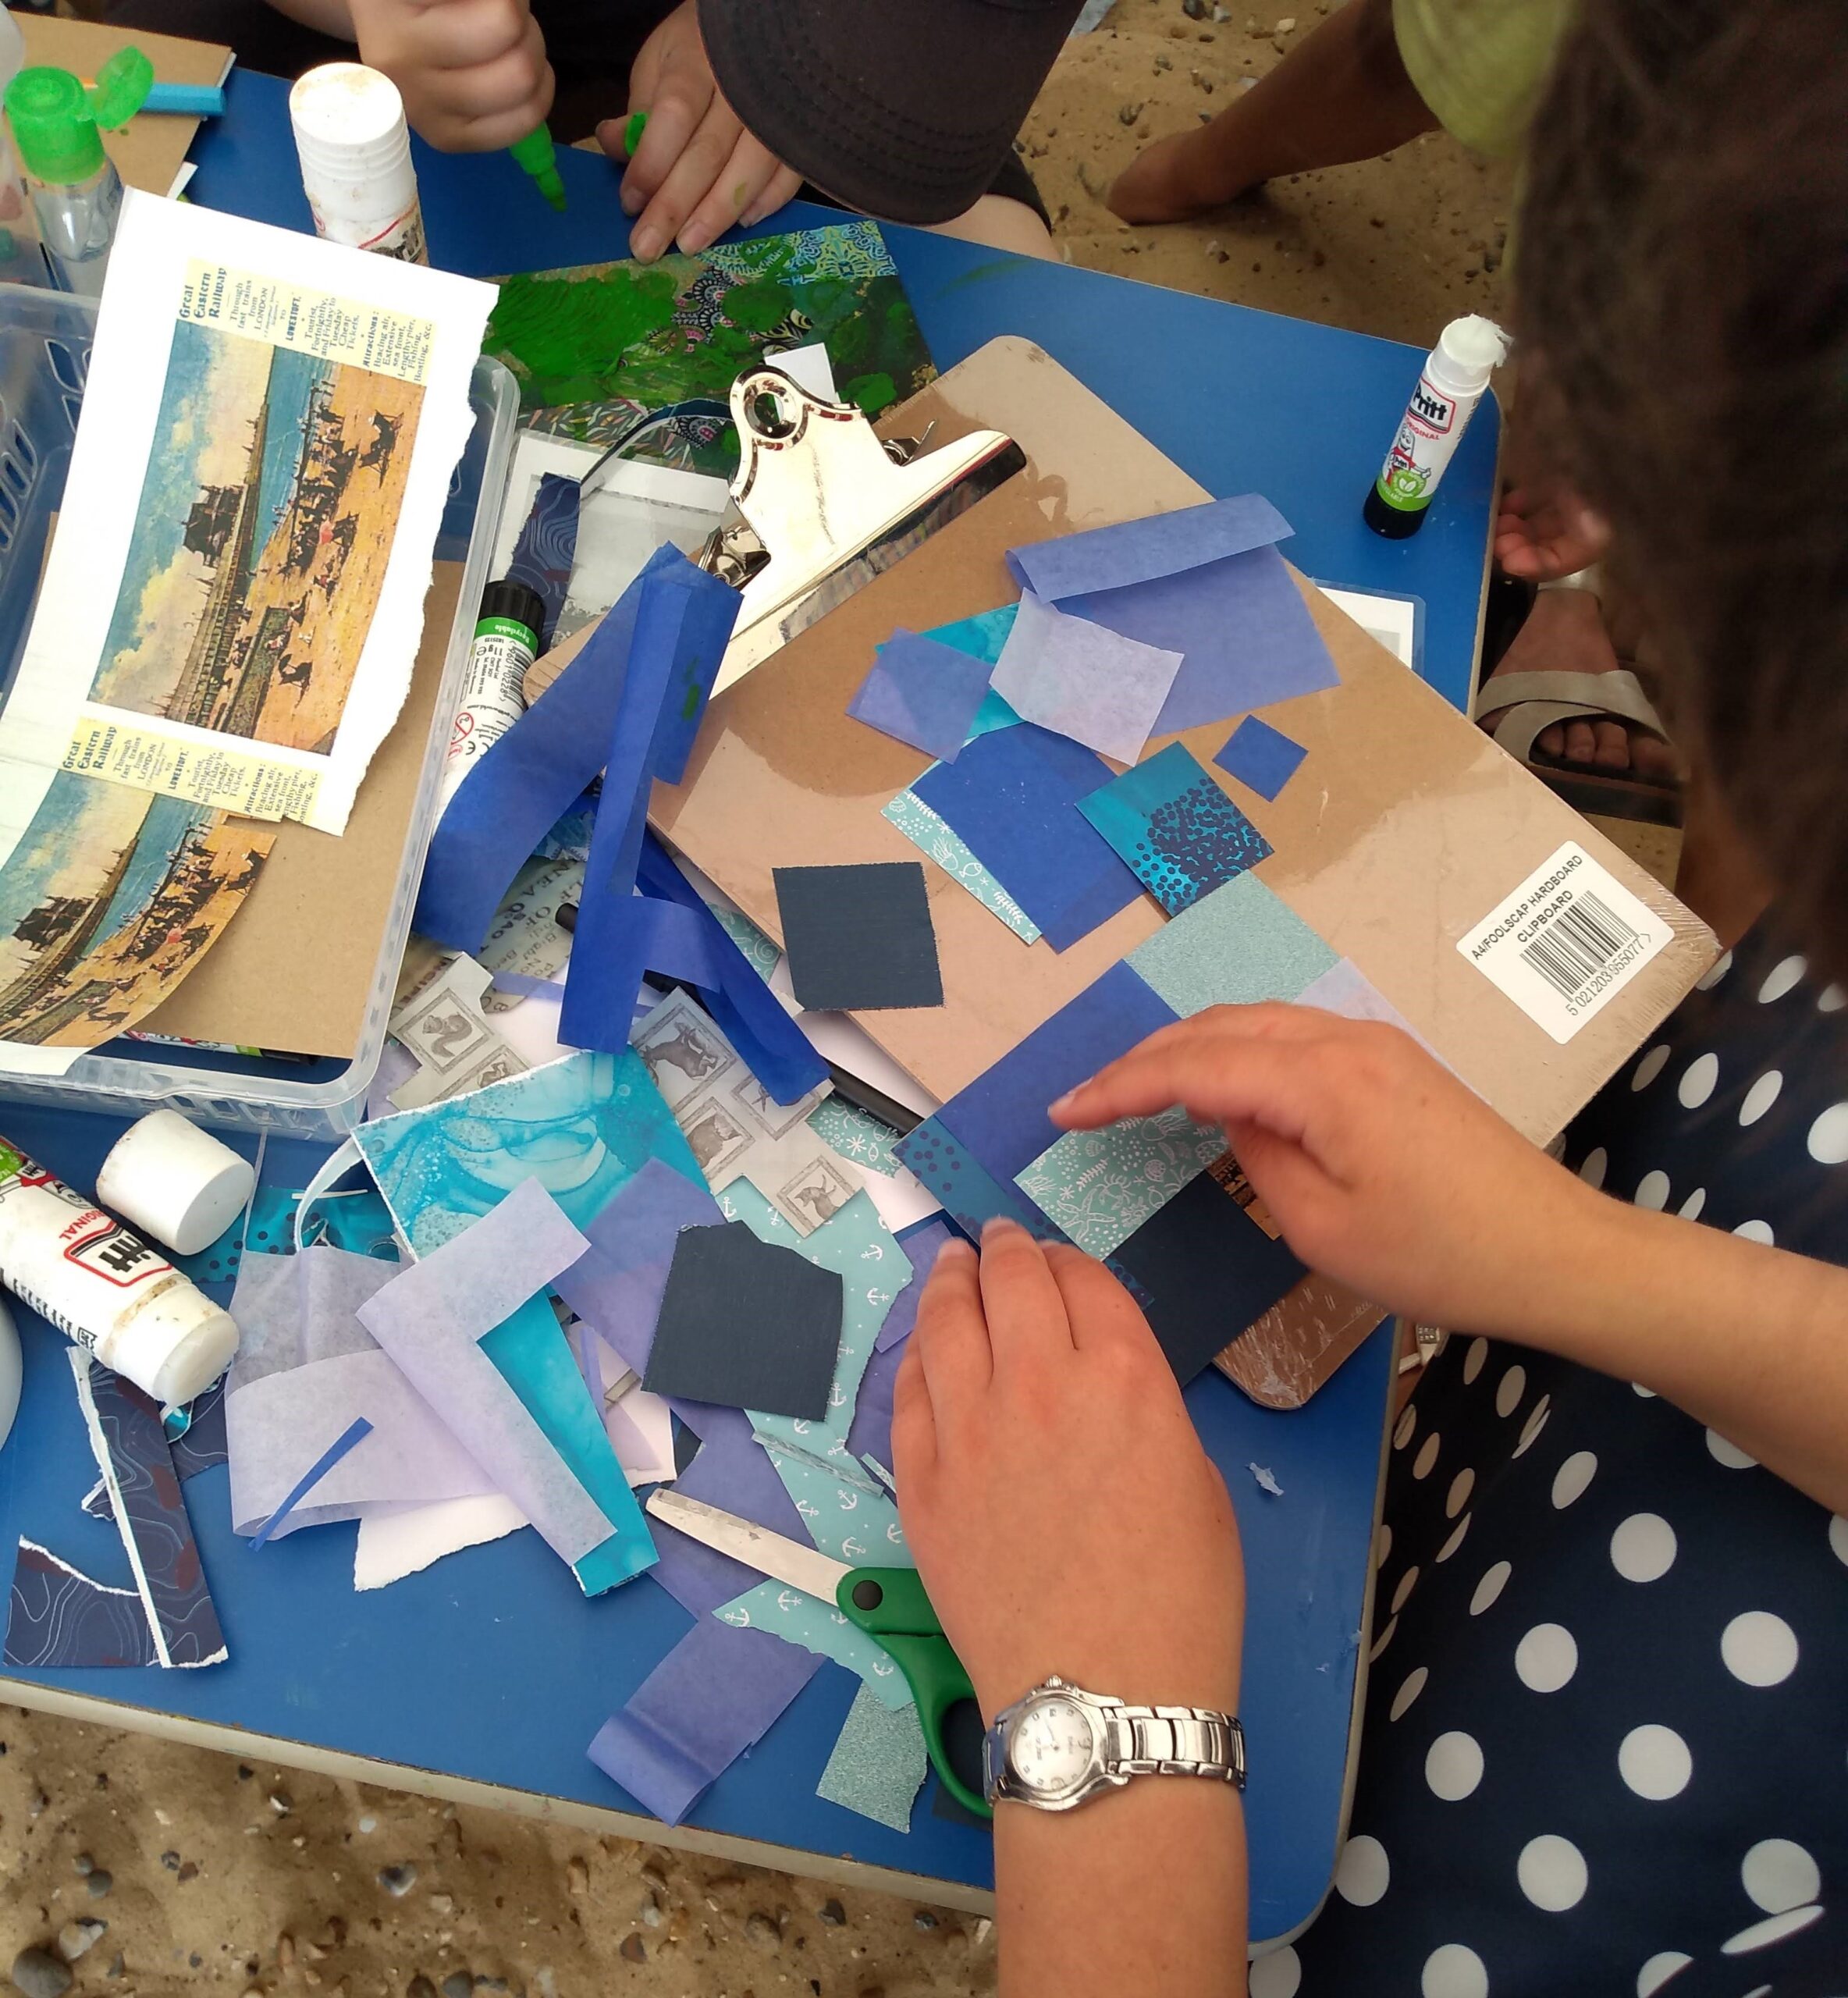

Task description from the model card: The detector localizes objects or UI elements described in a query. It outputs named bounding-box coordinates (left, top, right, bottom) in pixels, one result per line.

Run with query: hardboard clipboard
left=654, top=337, right=1717, bottom=1405
left=137, top=563, right=463, bottom=1056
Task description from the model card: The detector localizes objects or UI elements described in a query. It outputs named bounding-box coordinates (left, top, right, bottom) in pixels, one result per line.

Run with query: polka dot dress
left=1277, top=919, right=1848, bottom=1998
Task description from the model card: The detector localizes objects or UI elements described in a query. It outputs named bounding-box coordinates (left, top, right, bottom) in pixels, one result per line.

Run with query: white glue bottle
left=1364, top=314, right=1510, bottom=539
left=439, top=578, right=547, bottom=811
left=0, top=1133, right=240, bottom=1406
left=290, top=62, right=429, bottom=264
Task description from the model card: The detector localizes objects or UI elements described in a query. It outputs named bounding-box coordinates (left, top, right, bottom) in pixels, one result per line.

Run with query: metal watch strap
left=1103, top=1705, right=1246, bottom=1786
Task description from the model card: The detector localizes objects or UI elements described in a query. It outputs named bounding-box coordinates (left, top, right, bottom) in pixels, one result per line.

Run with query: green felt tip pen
left=623, top=108, right=647, bottom=157
left=507, top=122, right=566, bottom=211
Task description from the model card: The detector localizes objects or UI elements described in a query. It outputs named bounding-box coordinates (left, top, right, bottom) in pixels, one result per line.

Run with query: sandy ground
left=5, top=8, right=1512, bottom=1993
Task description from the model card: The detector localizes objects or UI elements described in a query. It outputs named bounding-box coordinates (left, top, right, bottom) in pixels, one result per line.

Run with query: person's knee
left=925, top=194, right=1054, bottom=260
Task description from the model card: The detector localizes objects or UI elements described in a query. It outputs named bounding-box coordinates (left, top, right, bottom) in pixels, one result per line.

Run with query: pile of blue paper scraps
left=3, top=494, right=1422, bottom=1842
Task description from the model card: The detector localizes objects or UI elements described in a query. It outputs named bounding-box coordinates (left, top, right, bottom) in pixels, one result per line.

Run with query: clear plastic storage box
left=0, top=284, right=517, bottom=1139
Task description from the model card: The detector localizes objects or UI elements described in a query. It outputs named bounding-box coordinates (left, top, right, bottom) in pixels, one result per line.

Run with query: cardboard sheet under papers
left=652, top=337, right=1717, bottom=1404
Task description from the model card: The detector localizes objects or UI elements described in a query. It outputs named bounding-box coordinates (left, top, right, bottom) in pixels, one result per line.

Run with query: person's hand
left=350, top=0, right=552, bottom=152
left=892, top=1221, right=1243, bottom=1724
left=1053, top=1004, right=1605, bottom=1338
left=599, top=0, right=801, bottom=262
left=1494, top=478, right=1610, bottom=583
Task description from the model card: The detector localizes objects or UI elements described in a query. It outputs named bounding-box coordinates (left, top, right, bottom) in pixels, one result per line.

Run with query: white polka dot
left=1631, top=1046, right=1671, bottom=1092
left=1732, top=1218, right=1775, bottom=1246
left=1578, top=1145, right=1608, bottom=1188
left=1248, top=1944, right=1302, bottom=1998
left=1494, top=1364, right=1526, bottom=1417
left=1611, top=1513, right=1677, bottom=1583
left=1721, top=1906, right=1825, bottom=1955
left=1512, top=1395, right=1552, bottom=1457
left=1470, top=1560, right=1511, bottom=1616
left=1425, top=1730, right=1484, bottom=1801
left=1462, top=1336, right=1488, bottom=1384
left=1391, top=1565, right=1421, bottom=1615
left=1828, top=1514, right=1848, bottom=1567
left=1676, top=1187, right=1707, bottom=1221
left=1634, top=1169, right=1671, bottom=1210
left=1721, top=1611, right=1799, bottom=1687
left=1420, top=1945, right=1488, bottom=1998
left=1394, top=1405, right=1417, bottom=1450
left=1334, top=1833, right=1391, bottom=1907
left=1819, top=983, right=1846, bottom=1013
left=1707, top=1428, right=1757, bottom=1469
left=1515, top=1623, right=1579, bottom=1693
left=1676, top=1052, right=1718, bottom=1107
left=1758, top=954, right=1807, bottom=1003
left=1518, top=1833, right=1587, bottom=1911
left=1368, top=1614, right=1398, bottom=1663
left=1436, top=1513, right=1472, bottom=1562
left=1808, top=1102, right=1848, bottom=1164
left=1445, top=1468, right=1475, bottom=1519
left=1633, top=1380, right=1658, bottom=1398
left=1390, top=1666, right=1429, bottom=1721
left=1551, top=1450, right=1597, bottom=1508
left=1741, top=1838, right=1821, bottom=1915
left=1636, top=1951, right=1693, bottom=1997
left=1619, top=1723, right=1692, bottom=1800
left=1413, top=1433, right=1441, bottom=1480
left=1737, top=1986, right=1772, bottom=1998
left=1374, top=1522, right=1393, bottom=1570
left=1738, top=1071, right=1783, bottom=1126
left=1695, top=947, right=1732, bottom=990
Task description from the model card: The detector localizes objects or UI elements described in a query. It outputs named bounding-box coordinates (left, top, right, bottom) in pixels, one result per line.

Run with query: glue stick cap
left=1430, top=315, right=1512, bottom=396
left=290, top=63, right=418, bottom=229
left=112, top=1283, right=240, bottom=1408
left=96, top=1109, right=257, bottom=1258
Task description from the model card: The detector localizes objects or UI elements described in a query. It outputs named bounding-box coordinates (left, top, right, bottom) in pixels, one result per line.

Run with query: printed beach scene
left=0, top=772, right=272, bottom=1050
left=91, top=318, right=425, bottom=756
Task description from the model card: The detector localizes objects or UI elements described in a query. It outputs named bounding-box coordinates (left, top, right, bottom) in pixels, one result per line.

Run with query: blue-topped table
left=0, top=64, right=1496, bottom=1939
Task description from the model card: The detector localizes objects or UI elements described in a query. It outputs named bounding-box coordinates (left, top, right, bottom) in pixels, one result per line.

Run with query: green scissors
left=645, top=1489, right=990, bottom=1819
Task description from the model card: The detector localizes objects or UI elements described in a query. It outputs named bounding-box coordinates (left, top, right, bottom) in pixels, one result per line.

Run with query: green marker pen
left=622, top=108, right=648, bottom=158
left=508, top=122, right=566, bottom=211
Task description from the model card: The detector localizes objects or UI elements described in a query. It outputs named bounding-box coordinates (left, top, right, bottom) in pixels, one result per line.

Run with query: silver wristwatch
left=983, top=1675, right=1246, bottom=1811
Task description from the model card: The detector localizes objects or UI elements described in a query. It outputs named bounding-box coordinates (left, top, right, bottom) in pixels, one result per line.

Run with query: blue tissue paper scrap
left=1214, top=713, right=1308, bottom=802
left=849, top=628, right=995, bottom=763
left=1077, top=741, right=1274, bottom=915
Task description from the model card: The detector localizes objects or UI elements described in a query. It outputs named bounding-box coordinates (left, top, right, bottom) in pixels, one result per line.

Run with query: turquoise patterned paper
left=882, top=788, right=1041, bottom=944
left=806, top=1095, right=901, bottom=1177
left=1016, top=1106, right=1230, bottom=1259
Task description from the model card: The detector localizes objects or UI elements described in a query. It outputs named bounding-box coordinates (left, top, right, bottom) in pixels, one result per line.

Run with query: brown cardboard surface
left=18, top=16, right=231, bottom=200
left=656, top=338, right=1715, bottom=1144
left=137, top=562, right=462, bottom=1057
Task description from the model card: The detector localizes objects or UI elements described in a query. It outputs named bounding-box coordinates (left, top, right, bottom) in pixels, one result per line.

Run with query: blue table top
left=0, top=65, right=1492, bottom=1937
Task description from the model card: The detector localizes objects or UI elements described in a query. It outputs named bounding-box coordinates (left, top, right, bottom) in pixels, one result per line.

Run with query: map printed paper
left=2, top=193, right=494, bottom=837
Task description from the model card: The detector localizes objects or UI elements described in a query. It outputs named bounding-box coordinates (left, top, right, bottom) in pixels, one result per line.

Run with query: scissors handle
left=837, top=1567, right=991, bottom=1822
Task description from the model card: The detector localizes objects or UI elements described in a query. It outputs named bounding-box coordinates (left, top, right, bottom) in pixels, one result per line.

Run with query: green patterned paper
left=1016, top=1104, right=1230, bottom=1258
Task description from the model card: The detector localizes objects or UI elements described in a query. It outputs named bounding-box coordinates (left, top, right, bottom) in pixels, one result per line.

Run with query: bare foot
left=1107, top=124, right=1263, bottom=225
left=1477, top=590, right=1680, bottom=780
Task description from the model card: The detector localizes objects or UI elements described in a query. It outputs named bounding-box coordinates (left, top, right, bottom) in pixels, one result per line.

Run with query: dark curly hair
left=1517, top=0, right=1848, bottom=969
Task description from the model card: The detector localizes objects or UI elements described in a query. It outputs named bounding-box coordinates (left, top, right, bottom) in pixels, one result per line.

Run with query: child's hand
left=893, top=1222, right=1244, bottom=1725
left=1494, top=478, right=1609, bottom=583
left=350, top=0, right=553, bottom=152
left=1054, top=1004, right=1601, bottom=1338
left=600, top=0, right=802, bottom=262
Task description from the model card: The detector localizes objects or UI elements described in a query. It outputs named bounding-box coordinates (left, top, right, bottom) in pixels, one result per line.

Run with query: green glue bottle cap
left=508, top=123, right=567, bottom=212
left=5, top=48, right=152, bottom=183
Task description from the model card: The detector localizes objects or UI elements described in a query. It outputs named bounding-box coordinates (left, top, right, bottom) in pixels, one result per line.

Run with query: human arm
left=894, top=1225, right=1247, bottom=1998
left=599, top=0, right=801, bottom=262
left=266, top=0, right=357, bottom=34
left=1055, top=1007, right=1848, bottom=1516
left=346, top=0, right=552, bottom=151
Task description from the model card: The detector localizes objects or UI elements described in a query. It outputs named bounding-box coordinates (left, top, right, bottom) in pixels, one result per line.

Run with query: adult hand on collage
left=892, top=1221, right=1245, bottom=1726
left=350, top=0, right=553, bottom=152
left=1053, top=1004, right=1602, bottom=1341
left=601, top=0, right=803, bottom=262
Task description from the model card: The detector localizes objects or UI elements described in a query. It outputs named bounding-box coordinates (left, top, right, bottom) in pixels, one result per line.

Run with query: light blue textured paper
left=1015, top=1105, right=1230, bottom=1259
left=1128, top=873, right=1339, bottom=1016
left=816, top=1683, right=929, bottom=1832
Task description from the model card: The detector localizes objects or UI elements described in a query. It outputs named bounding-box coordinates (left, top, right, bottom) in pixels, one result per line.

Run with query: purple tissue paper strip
left=551, top=1158, right=724, bottom=1379
left=848, top=628, right=994, bottom=763
left=1007, top=494, right=1294, bottom=600
left=357, top=1185, right=617, bottom=1566
left=845, top=1337, right=904, bottom=1474
left=874, top=1217, right=956, bottom=1353
left=647, top=1413, right=812, bottom=1618
left=588, top=1615, right=821, bottom=1825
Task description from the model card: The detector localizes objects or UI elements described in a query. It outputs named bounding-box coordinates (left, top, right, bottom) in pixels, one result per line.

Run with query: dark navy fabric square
left=773, top=860, right=944, bottom=1011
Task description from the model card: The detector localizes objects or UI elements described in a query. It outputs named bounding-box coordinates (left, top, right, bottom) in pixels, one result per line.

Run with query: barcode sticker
left=1458, top=842, right=1670, bottom=1043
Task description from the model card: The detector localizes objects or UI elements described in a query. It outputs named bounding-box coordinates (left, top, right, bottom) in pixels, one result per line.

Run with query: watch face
left=1008, top=1696, right=1095, bottom=1794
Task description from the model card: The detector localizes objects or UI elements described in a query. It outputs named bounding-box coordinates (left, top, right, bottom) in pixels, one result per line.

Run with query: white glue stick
left=96, top=1110, right=257, bottom=1259
left=0, top=1135, right=240, bottom=1405
left=439, top=579, right=547, bottom=810
left=290, top=62, right=429, bottom=264
left=1364, top=314, right=1510, bottom=539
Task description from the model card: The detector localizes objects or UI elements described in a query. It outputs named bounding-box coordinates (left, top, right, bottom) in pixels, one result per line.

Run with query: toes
left=1591, top=720, right=1631, bottom=770
left=1534, top=722, right=1565, bottom=760
left=1562, top=720, right=1597, bottom=765
left=1633, top=732, right=1681, bottom=782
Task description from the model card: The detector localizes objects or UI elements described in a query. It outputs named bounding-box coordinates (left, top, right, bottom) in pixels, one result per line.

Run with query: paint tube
left=0, top=1134, right=239, bottom=1405
left=1364, top=315, right=1510, bottom=539
left=439, top=579, right=547, bottom=810
left=290, top=62, right=428, bottom=264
